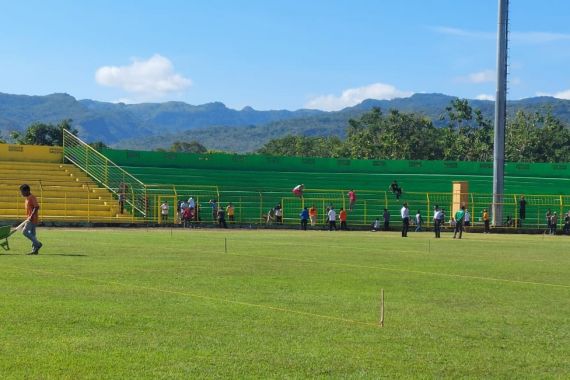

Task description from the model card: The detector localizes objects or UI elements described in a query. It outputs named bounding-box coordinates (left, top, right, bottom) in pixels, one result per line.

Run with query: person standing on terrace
left=347, top=189, right=357, bottom=211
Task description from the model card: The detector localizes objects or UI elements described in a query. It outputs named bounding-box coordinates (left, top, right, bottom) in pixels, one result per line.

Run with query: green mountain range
left=1, top=92, right=569, bottom=152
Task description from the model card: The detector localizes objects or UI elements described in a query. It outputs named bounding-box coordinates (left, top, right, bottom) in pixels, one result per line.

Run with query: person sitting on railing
left=292, top=184, right=304, bottom=198
left=389, top=181, right=402, bottom=199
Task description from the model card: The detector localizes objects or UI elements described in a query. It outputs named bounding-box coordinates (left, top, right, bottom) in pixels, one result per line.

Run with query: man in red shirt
left=20, top=184, right=43, bottom=255
left=339, top=207, right=348, bottom=230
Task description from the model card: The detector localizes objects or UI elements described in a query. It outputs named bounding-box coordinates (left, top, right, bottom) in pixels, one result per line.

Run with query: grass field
left=0, top=228, right=568, bottom=378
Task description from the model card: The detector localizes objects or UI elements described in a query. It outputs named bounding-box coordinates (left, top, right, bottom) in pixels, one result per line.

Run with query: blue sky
left=1, top=0, right=570, bottom=110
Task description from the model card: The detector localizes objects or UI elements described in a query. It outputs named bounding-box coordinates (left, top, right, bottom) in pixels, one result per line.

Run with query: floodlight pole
left=492, top=0, right=509, bottom=227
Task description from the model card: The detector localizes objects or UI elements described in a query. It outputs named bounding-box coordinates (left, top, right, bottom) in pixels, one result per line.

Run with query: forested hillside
left=1, top=92, right=570, bottom=152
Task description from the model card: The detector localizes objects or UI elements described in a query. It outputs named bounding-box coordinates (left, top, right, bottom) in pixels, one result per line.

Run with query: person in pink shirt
left=292, top=184, right=304, bottom=198
left=347, top=189, right=357, bottom=211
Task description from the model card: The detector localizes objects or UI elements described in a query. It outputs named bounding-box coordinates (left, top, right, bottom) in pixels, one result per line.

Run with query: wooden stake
left=379, top=289, right=385, bottom=327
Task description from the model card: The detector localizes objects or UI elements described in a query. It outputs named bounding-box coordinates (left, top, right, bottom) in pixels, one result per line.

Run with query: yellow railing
left=1, top=180, right=569, bottom=229
left=63, top=130, right=147, bottom=217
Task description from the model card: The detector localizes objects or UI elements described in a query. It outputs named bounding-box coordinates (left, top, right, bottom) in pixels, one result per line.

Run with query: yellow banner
left=0, top=144, right=63, bottom=163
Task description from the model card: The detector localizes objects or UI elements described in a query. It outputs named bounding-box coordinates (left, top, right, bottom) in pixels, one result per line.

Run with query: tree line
left=257, top=99, right=570, bottom=163
left=3, top=99, right=570, bottom=162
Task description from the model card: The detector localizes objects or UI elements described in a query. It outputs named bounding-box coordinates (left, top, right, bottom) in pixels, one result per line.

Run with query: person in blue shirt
left=300, top=207, right=309, bottom=230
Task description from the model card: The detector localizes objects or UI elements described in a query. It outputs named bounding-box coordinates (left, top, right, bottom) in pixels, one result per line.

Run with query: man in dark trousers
left=518, top=195, right=527, bottom=227
left=453, top=205, right=466, bottom=239
left=433, top=205, right=442, bottom=238
left=383, top=208, right=390, bottom=231
left=400, top=202, right=409, bottom=237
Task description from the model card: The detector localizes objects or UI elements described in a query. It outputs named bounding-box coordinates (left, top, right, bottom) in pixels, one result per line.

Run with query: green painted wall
left=102, top=148, right=570, bottom=179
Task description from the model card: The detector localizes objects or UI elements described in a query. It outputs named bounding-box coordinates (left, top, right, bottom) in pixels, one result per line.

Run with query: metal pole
left=492, top=0, right=509, bottom=227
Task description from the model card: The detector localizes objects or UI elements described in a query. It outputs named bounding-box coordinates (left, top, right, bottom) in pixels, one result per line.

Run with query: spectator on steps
left=347, top=189, right=357, bottom=211
left=389, top=181, right=403, bottom=199
left=292, top=184, right=304, bottom=198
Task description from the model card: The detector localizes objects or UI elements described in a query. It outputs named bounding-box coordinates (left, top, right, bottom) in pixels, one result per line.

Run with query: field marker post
left=379, top=289, right=385, bottom=328
left=225, top=237, right=227, bottom=254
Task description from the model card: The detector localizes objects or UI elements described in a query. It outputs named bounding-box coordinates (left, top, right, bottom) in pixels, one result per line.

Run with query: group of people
left=545, top=209, right=570, bottom=235
left=157, top=187, right=570, bottom=236
left=398, top=202, right=474, bottom=239
left=160, top=198, right=236, bottom=228
left=298, top=205, right=348, bottom=231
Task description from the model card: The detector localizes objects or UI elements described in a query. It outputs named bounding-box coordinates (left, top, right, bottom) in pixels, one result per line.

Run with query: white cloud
left=459, top=70, right=495, bottom=84
left=95, top=54, right=192, bottom=100
left=536, top=90, right=570, bottom=99
left=432, top=26, right=570, bottom=44
left=475, top=94, right=495, bottom=101
left=431, top=26, right=493, bottom=39
left=305, top=83, right=412, bottom=111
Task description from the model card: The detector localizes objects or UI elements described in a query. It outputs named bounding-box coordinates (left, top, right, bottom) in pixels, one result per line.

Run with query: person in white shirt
left=464, top=209, right=471, bottom=227
left=188, top=197, right=195, bottom=209
left=274, top=204, right=283, bottom=224
left=161, top=201, right=169, bottom=222
left=371, top=218, right=381, bottom=232
left=433, top=205, right=442, bottom=238
left=327, top=207, right=337, bottom=231
left=415, top=210, right=422, bottom=232
left=401, top=202, right=409, bottom=237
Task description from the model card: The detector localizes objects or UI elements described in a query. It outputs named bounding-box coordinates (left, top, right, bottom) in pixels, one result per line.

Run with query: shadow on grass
left=0, top=253, right=88, bottom=257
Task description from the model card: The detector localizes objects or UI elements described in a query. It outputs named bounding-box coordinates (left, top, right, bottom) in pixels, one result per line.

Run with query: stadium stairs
left=0, top=161, right=135, bottom=224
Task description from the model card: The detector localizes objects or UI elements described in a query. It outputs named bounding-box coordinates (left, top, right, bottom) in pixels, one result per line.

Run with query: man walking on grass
left=401, top=202, right=409, bottom=237
left=328, top=206, right=337, bottom=231
left=20, top=184, right=42, bottom=255
left=453, top=205, right=466, bottom=239
left=433, top=206, right=442, bottom=238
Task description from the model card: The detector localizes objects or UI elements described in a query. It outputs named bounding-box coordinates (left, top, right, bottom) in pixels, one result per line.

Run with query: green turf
left=0, top=228, right=568, bottom=378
